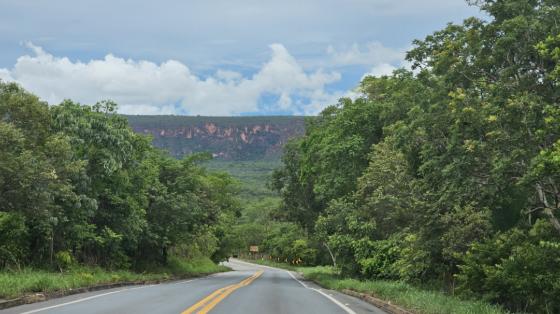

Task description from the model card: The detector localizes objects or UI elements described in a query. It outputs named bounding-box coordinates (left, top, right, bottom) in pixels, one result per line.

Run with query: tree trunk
left=536, top=183, right=560, bottom=234
left=49, top=232, right=54, bottom=266
left=323, top=242, right=337, bottom=268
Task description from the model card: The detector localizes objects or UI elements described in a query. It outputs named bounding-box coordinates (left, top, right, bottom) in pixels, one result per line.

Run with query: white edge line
left=19, top=285, right=153, bottom=314
left=285, top=270, right=356, bottom=314
left=310, top=288, right=357, bottom=314
left=285, top=268, right=309, bottom=288
left=172, top=278, right=198, bottom=285
left=18, top=275, right=207, bottom=313
left=231, top=259, right=356, bottom=314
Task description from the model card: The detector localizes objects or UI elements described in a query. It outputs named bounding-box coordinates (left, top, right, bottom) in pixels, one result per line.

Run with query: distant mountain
left=125, top=115, right=306, bottom=160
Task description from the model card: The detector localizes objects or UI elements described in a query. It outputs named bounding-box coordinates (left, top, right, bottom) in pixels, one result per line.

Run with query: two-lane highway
left=2, top=259, right=385, bottom=314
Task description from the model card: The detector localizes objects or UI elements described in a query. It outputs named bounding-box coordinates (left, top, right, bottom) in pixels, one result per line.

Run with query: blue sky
left=0, top=0, right=482, bottom=115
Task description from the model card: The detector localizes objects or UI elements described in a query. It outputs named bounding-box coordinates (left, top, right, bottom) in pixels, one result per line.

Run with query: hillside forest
left=1, top=0, right=560, bottom=313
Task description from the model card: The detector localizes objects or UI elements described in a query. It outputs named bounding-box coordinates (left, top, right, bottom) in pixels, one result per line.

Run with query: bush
left=457, top=220, right=560, bottom=313
left=289, top=239, right=317, bottom=265
left=55, top=251, right=74, bottom=271
left=0, top=212, right=28, bottom=269
left=355, top=237, right=401, bottom=280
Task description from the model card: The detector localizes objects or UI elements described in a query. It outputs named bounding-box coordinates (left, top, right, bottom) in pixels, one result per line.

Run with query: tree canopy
left=0, top=82, right=239, bottom=270
left=272, top=1, right=560, bottom=312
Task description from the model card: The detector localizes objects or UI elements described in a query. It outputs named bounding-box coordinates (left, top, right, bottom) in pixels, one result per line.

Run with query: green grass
left=0, top=256, right=229, bottom=299
left=242, top=259, right=506, bottom=314
left=300, top=267, right=507, bottom=314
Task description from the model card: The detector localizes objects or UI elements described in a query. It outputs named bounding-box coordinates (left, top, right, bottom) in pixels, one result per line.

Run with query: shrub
left=289, top=239, right=317, bottom=265
left=55, top=251, right=74, bottom=271
left=355, top=237, right=401, bottom=280
left=0, top=212, right=28, bottom=269
left=457, top=220, right=560, bottom=313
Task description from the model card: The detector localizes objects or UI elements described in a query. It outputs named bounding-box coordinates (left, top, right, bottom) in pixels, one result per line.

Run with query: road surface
left=1, top=259, right=385, bottom=314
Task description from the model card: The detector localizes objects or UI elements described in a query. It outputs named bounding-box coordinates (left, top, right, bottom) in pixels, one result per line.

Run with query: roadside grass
left=0, top=256, right=229, bottom=299
left=300, top=267, right=507, bottom=314
left=242, top=259, right=506, bottom=314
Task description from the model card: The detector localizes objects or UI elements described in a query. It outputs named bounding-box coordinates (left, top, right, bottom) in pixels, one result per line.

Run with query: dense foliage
left=204, top=160, right=281, bottom=200
left=200, top=157, right=320, bottom=266
left=272, top=0, right=560, bottom=312
left=0, top=82, right=239, bottom=271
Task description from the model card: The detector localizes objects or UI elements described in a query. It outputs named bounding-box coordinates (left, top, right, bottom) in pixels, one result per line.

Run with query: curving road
left=1, top=259, right=385, bottom=314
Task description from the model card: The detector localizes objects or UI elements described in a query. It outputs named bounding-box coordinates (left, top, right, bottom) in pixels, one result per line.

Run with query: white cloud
left=118, top=104, right=177, bottom=115
left=363, top=63, right=397, bottom=78
left=300, top=90, right=344, bottom=115
left=339, top=0, right=479, bottom=16
left=215, top=69, right=243, bottom=82
left=0, top=43, right=342, bottom=115
left=0, top=69, right=13, bottom=82
left=326, top=42, right=405, bottom=67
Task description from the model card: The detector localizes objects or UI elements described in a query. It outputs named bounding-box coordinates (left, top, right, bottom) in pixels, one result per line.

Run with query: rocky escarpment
left=125, top=115, right=306, bottom=160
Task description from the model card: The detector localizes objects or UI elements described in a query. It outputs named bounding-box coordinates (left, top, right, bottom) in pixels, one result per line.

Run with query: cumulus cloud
left=326, top=42, right=405, bottom=67
left=0, top=69, right=13, bottom=82
left=1, top=43, right=341, bottom=115
left=363, top=63, right=397, bottom=78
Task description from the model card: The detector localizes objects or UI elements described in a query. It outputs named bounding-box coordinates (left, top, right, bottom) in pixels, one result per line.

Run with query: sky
left=0, top=0, right=482, bottom=116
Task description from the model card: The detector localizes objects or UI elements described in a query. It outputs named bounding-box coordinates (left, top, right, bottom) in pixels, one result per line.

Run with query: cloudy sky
left=0, top=0, right=482, bottom=115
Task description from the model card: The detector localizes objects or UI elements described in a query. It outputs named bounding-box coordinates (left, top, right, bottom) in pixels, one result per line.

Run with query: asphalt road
left=2, top=259, right=385, bottom=314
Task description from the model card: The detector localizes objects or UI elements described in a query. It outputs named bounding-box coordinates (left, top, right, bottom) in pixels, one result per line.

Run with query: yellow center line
left=181, top=285, right=235, bottom=314
left=181, top=270, right=264, bottom=314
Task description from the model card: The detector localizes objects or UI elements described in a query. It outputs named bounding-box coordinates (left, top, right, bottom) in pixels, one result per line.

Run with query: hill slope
left=126, top=115, right=305, bottom=161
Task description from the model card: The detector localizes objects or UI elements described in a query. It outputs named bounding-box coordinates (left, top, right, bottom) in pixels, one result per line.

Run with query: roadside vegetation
left=301, top=267, right=506, bottom=314
left=0, top=82, right=238, bottom=297
left=243, top=259, right=505, bottom=314
left=232, top=1, right=560, bottom=313
left=0, top=257, right=227, bottom=299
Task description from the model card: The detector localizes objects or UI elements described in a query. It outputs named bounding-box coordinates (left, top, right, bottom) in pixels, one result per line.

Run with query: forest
left=0, top=82, right=240, bottom=272
left=263, top=0, right=560, bottom=312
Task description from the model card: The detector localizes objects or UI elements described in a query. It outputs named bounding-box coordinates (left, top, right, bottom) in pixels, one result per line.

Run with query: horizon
left=122, top=114, right=309, bottom=117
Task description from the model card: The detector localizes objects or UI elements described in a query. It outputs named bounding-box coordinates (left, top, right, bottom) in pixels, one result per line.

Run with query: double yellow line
left=181, top=270, right=264, bottom=314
